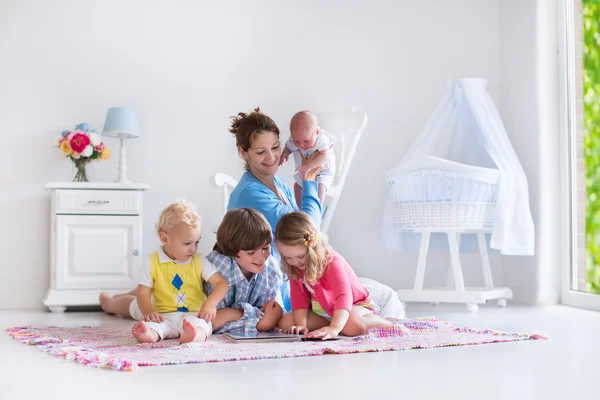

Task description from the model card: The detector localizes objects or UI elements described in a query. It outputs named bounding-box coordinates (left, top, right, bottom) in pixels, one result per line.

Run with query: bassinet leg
left=477, top=232, right=494, bottom=288
left=446, top=233, right=462, bottom=288
left=413, top=232, right=431, bottom=290
left=447, top=232, right=465, bottom=292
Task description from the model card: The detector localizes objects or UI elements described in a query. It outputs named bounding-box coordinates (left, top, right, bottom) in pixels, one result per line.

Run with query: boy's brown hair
left=214, top=208, right=273, bottom=256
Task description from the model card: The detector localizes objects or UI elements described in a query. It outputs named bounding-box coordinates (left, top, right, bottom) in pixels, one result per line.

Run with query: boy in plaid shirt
left=205, top=208, right=284, bottom=334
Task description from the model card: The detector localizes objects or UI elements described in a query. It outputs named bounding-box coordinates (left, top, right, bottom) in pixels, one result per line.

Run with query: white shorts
left=129, top=298, right=212, bottom=341
left=293, top=172, right=334, bottom=191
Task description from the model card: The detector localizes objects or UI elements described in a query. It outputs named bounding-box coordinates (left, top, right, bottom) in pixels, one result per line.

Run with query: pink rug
left=6, top=317, right=547, bottom=372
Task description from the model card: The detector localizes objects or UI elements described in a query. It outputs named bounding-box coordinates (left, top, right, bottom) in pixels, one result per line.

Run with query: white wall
left=0, top=0, right=503, bottom=309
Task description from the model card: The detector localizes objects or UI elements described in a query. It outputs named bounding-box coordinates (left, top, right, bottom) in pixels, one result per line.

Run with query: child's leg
left=99, top=293, right=136, bottom=318
left=180, top=314, right=212, bottom=344
left=277, top=310, right=330, bottom=331
left=340, top=306, right=392, bottom=337
left=317, top=183, right=326, bottom=204
left=212, top=308, right=243, bottom=331
left=294, top=183, right=303, bottom=208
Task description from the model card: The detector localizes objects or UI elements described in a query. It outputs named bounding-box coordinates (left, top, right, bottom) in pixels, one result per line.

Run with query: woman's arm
left=237, top=183, right=322, bottom=233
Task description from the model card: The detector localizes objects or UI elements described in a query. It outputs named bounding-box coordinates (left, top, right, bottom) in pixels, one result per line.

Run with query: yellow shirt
left=147, top=250, right=207, bottom=313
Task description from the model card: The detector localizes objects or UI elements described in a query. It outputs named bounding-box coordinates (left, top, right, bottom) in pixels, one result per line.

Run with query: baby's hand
left=143, top=312, right=164, bottom=323
left=198, top=303, right=217, bottom=322
left=280, top=148, right=290, bottom=165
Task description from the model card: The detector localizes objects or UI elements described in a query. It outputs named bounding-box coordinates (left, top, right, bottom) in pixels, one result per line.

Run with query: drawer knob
left=87, top=200, right=110, bottom=205
left=133, top=249, right=140, bottom=256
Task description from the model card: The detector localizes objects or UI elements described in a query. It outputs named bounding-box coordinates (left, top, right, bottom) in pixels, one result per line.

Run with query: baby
left=130, top=200, right=229, bottom=344
left=280, top=110, right=336, bottom=207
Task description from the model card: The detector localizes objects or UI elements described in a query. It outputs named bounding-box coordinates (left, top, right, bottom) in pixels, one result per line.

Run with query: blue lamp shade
left=102, top=107, right=140, bottom=139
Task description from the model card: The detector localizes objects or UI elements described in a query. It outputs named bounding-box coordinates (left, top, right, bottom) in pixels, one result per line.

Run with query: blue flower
left=61, top=130, right=69, bottom=137
left=75, top=122, right=89, bottom=131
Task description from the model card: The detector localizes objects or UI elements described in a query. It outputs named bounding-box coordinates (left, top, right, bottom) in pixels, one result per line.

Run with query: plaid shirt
left=204, top=250, right=283, bottom=334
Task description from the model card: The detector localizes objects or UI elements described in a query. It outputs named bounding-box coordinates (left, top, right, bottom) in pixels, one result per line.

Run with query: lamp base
left=115, top=138, right=132, bottom=184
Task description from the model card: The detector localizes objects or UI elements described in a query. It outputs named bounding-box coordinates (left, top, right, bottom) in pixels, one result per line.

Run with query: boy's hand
left=198, top=303, right=217, bottom=322
left=143, top=312, right=164, bottom=323
left=260, top=297, right=282, bottom=315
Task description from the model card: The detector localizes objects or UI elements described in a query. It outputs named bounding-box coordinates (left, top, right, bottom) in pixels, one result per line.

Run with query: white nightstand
left=44, top=182, right=150, bottom=312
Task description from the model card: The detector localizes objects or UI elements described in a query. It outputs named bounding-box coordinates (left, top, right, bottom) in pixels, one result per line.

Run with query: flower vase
left=73, top=160, right=89, bottom=182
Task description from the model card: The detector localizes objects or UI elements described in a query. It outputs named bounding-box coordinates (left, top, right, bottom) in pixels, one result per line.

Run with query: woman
left=226, top=108, right=404, bottom=319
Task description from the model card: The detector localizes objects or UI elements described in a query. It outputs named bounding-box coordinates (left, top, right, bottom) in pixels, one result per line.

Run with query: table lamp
left=101, top=107, right=139, bottom=183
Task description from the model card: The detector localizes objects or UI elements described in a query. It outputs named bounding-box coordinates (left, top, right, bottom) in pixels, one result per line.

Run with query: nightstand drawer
left=55, top=189, right=142, bottom=215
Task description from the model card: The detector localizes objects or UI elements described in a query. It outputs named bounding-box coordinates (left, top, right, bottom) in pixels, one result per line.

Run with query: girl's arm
left=289, top=309, right=309, bottom=334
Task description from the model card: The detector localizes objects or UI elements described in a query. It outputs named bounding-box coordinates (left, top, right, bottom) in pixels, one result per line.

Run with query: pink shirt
left=289, top=251, right=371, bottom=316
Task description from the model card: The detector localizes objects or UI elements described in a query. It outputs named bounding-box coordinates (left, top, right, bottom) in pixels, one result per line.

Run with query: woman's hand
left=286, top=325, right=309, bottom=335
left=306, top=326, right=341, bottom=340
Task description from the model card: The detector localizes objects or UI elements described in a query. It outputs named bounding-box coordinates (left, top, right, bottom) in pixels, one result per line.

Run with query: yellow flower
left=100, top=147, right=111, bottom=160
left=60, top=140, right=72, bottom=156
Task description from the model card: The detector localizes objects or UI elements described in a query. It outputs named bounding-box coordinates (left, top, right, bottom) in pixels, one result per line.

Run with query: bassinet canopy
left=382, top=78, right=534, bottom=256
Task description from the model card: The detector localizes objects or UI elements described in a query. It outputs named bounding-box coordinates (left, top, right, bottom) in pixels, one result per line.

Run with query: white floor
left=1, top=304, right=597, bottom=400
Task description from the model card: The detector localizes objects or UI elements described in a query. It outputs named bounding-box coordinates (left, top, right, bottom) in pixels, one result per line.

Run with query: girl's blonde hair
left=275, top=211, right=330, bottom=284
left=156, top=200, right=200, bottom=234
left=214, top=208, right=273, bottom=257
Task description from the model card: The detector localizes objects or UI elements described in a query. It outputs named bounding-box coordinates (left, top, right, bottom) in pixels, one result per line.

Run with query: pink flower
left=70, top=133, right=90, bottom=153
left=94, top=143, right=105, bottom=152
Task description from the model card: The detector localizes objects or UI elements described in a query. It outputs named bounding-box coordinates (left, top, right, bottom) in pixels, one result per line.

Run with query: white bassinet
left=387, top=156, right=500, bottom=232
left=385, top=157, right=510, bottom=311
left=381, top=78, right=531, bottom=312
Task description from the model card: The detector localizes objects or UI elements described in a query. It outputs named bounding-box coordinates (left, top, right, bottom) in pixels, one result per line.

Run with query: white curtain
left=382, top=78, right=534, bottom=256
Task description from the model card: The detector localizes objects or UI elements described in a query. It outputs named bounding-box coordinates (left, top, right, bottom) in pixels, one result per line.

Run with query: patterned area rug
left=6, top=317, right=547, bottom=372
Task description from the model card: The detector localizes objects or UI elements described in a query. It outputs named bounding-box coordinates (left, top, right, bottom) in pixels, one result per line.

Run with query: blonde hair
left=275, top=211, right=330, bottom=284
left=214, top=208, right=273, bottom=257
left=156, top=200, right=200, bottom=234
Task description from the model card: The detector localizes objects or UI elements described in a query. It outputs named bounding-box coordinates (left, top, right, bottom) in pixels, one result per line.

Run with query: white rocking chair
left=212, top=108, right=368, bottom=236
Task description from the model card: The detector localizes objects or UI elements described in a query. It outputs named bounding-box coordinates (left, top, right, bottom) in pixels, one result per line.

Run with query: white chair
left=212, top=108, right=368, bottom=236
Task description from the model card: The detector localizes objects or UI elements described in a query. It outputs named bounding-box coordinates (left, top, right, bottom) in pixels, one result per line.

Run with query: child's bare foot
left=132, top=321, right=159, bottom=343
left=99, top=292, right=112, bottom=312
left=385, top=317, right=402, bottom=323
left=179, top=319, right=207, bottom=344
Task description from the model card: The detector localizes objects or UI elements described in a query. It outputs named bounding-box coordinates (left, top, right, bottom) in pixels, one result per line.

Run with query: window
left=560, top=0, right=600, bottom=310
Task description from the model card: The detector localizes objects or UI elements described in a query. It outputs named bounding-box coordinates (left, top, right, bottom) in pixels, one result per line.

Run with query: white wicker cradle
left=385, top=156, right=512, bottom=311
left=387, top=156, right=500, bottom=231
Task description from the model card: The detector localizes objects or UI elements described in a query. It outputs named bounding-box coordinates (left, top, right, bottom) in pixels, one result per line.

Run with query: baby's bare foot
left=180, top=319, right=207, bottom=344
left=132, top=321, right=159, bottom=343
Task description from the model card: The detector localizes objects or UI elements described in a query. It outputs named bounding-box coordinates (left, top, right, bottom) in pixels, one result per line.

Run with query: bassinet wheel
left=466, top=303, right=479, bottom=312
left=497, top=298, right=507, bottom=307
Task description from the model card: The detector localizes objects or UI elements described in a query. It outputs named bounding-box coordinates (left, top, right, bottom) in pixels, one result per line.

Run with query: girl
left=276, top=212, right=392, bottom=340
